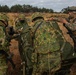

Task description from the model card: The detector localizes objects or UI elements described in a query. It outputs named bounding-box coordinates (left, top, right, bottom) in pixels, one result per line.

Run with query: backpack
left=32, top=21, right=64, bottom=73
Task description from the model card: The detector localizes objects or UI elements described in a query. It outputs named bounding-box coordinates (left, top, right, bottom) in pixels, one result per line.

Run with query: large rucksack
left=32, top=21, right=65, bottom=74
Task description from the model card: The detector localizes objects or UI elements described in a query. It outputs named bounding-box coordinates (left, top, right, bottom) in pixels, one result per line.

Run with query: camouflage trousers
left=21, top=47, right=33, bottom=69
left=20, top=46, right=33, bottom=75
left=0, top=56, right=8, bottom=75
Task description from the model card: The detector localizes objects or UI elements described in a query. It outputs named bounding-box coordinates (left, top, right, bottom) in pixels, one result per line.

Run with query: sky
left=0, top=0, right=76, bottom=12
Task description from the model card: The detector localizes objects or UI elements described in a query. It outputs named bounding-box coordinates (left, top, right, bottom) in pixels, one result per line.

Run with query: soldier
left=31, top=12, right=65, bottom=75
left=46, top=8, right=76, bottom=75
left=60, top=7, right=76, bottom=55
left=47, top=7, right=76, bottom=52
left=47, top=7, right=76, bottom=31
left=0, top=13, right=14, bottom=75
left=66, top=7, right=76, bottom=24
left=0, top=13, right=9, bottom=75
left=15, top=14, right=33, bottom=75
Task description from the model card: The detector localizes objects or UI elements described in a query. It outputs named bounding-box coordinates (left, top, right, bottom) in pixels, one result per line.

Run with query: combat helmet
left=15, top=14, right=28, bottom=26
left=67, top=6, right=76, bottom=12
left=0, top=13, right=9, bottom=27
left=32, top=12, right=44, bottom=22
left=18, top=14, right=26, bottom=20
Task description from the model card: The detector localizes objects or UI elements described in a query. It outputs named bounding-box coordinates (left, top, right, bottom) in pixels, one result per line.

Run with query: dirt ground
left=7, top=40, right=22, bottom=75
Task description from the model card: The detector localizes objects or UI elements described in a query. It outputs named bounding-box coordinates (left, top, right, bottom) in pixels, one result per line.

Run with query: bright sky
left=0, top=0, right=76, bottom=12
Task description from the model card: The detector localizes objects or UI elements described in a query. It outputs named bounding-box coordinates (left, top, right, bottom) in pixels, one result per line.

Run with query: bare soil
left=7, top=40, right=22, bottom=75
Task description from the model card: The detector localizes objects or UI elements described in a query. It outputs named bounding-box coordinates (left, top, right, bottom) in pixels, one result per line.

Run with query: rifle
left=0, top=50, right=15, bottom=69
left=63, top=23, right=76, bottom=52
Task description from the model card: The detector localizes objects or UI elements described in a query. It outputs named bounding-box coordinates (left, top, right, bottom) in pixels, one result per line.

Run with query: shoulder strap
left=32, top=21, right=43, bottom=46
left=32, top=21, right=43, bottom=39
left=0, top=20, right=8, bottom=27
left=0, top=25, right=6, bottom=34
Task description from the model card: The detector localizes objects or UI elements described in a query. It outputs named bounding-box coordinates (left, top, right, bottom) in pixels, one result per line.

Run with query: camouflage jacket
left=65, top=17, right=76, bottom=31
left=0, top=25, right=9, bottom=51
left=15, top=20, right=32, bottom=47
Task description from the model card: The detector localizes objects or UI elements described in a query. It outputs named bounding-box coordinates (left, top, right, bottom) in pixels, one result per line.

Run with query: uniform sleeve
left=53, top=17, right=61, bottom=22
left=65, top=23, right=76, bottom=31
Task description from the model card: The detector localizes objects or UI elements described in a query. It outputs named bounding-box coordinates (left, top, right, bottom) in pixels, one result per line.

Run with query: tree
left=0, top=4, right=54, bottom=13
left=10, top=4, right=23, bottom=12
left=0, top=5, right=10, bottom=12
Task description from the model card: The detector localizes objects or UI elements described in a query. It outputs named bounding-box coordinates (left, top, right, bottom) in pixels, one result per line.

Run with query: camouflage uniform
left=0, top=14, right=9, bottom=75
left=48, top=7, right=76, bottom=31
left=31, top=12, right=65, bottom=75
left=64, top=7, right=76, bottom=31
left=15, top=14, right=33, bottom=75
